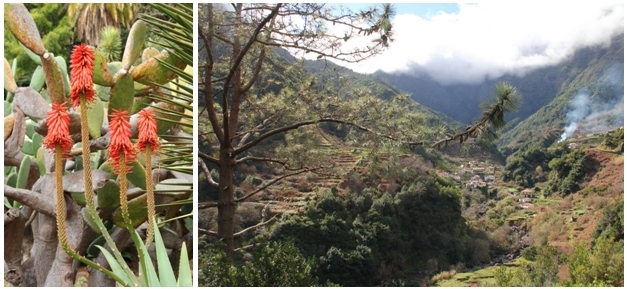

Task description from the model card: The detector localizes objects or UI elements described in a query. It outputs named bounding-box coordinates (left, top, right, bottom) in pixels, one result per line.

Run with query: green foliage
left=593, top=200, right=624, bottom=243
left=529, top=245, right=560, bottom=286
left=4, top=4, right=72, bottom=83
left=521, top=246, right=538, bottom=261
left=269, top=172, right=492, bottom=286
left=546, top=149, right=590, bottom=195
left=198, top=240, right=320, bottom=286
left=567, top=237, right=624, bottom=286
left=97, top=219, right=192, bottom=286
left=98, top=26, right=122, bottom=62
left=493, top=266, right=515, bottom=286
left=600, top=127, right=624, bottom=151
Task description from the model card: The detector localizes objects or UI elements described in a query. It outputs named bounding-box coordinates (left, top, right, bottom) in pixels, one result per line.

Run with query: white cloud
left=341, top=2, right=624, bottom=84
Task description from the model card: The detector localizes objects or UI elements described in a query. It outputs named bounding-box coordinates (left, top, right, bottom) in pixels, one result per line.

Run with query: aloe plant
left=4, top=3, right=193, bottom=287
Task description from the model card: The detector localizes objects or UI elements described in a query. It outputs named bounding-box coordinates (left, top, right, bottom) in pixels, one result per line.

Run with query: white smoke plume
left=560, top=64, right=624, bottom=141
left=560, top=91, right=591, bottom=141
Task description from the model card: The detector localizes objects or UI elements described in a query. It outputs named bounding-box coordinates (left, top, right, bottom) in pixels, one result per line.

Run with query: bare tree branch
left=235, top=156, right=287, bottom=165
left=233, top=214, right=277, bottom=237
left=199, top=151, right=220, bottom=165
left=198, top=201, right=218, bottom=210
left=198, top=228, right=218, bottom=237
left=4, top=185, right=55, bottom=218
left=198, top=159, right=219, bottom=187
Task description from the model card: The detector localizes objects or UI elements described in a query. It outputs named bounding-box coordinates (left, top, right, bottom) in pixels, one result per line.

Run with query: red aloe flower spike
left=69, top=44, right=95, bottom=107
left=137, top=108, right=160, bottom=153
left=108, top=109, right=135, bottom=173
left=43, top=102, right=73, bottom=156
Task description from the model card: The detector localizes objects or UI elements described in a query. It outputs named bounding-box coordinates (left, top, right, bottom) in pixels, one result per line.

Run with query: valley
left=198, top=4, right=622, bottom=286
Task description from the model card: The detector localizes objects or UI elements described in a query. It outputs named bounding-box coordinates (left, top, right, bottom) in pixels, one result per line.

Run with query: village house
left=521, top=188, right=534, bottom=198
left=484, top=175, right=495, bottom=182
left=472, top=167, right=485, bottom=174
left=569, top=142, right=579, bottom=150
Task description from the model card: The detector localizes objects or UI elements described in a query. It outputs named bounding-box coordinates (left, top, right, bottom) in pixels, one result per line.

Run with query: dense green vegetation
left=199, top=240, right=322, bottom=286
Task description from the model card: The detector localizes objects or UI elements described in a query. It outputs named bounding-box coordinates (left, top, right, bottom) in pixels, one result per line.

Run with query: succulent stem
left=79, top=95, right=95, bottom=210
left=145, top=145, right=155, bottom=247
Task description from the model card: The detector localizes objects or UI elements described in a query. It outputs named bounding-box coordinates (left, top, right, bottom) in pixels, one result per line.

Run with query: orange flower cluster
left=108, top=109, right=135, bottom=173
left=137, top=108, right=160, bottom=153
left=69, top=44, right=95, bottom=107
left=43, top=103, right=73, bottom=156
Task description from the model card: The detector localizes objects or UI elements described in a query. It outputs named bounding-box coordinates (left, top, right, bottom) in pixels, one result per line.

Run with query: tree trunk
left=4, top=208, right=26, bottom=286
left=44, top=194, right=86, bottom=287
left=31, top=176, right=58, bottom=286
left=217, top=148, right=236, bottom=255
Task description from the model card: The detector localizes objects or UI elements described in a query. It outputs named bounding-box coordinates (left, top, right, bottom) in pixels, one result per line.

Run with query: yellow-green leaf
left=87, top=96, right=104, bottom=138
left=4, top=58, right=17, bottom=93
left=124, top=160, right=147, bottom=190
left=122, top=20, right=146, bottom=70
left=40, top=53, right=66, bottom=104
left=93, top=48, right=115, bottom=86
left=113, top=194, right=147, bottom=228
left=108, top=73, right=134, bottom=115
left=4, top=4, right=45, bottom=56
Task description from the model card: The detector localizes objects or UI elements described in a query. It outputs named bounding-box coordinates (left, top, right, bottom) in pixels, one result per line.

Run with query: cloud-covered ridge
left=347, top=2, right=624, bottom=85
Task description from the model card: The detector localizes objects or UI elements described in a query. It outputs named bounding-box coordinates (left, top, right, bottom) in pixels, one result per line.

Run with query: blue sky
left=335, top=3, right=460, bottom=20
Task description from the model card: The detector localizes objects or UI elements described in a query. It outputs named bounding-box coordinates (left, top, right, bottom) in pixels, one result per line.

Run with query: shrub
left=199, top=240, right=320, bottom=286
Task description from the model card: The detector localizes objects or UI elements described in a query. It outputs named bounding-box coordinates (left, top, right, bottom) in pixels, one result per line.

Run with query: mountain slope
left=498, top=34, right=624, bottom=155
left=373, top=34, right=624, bottom=140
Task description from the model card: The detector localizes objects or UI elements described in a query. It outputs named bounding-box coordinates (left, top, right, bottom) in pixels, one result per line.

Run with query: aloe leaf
left=16, top=155, right=31, bottom=189
left=125, top=160, right=147, bottom=190
left=5, top=173, right=17, bottom=188
left=87, top=96, right=104, bottom=138
left=154, top=221, right=176, bottom=287
left=86, top=234, right=107, bottom=258
left=35, top=147, right=45, bottom=176
left=7, top=59, right=17, bottom=102
left=19, top=42, right=42, bottom=65
left=109, top=73, right=134, bottom=115
left=92, top=48, right=115, bottom=86
left=20, top=141, right=33, bottom=156
left=134, top=233, right=157, bottom=286
left=94, top=84, right=111, bottom=102
left=4, top=197, right=14, bottom=209
left=25, top=121, right=35, bottom=139
left=81, top=207, right=99, bottom=233
left=4, top=4, right=46, bottom=56
left=40, top=53, right=66, bottom=104
left=31, top=133, right=42, bottom=151
left=132, top=50, right=185, bottom=85
left=53, top=56, right=70, bottom=97
left=142, top=47, right=160, bottom=62
left=72, top=193, right=86, bottom=206
left=4, top=58, right=17, bottom=93
left=96, top=180, right=121, bottom=210
left=29, top=66, right=45, bottom=91
left=4, top=101, right=12, bottom=117
left=177, top=242, right=192, bottom=287
left=113, top=194, right=148, bottom=228
left=122, top=20, right=147, bottom=70
left=95, top=245, right=136, bottom=287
